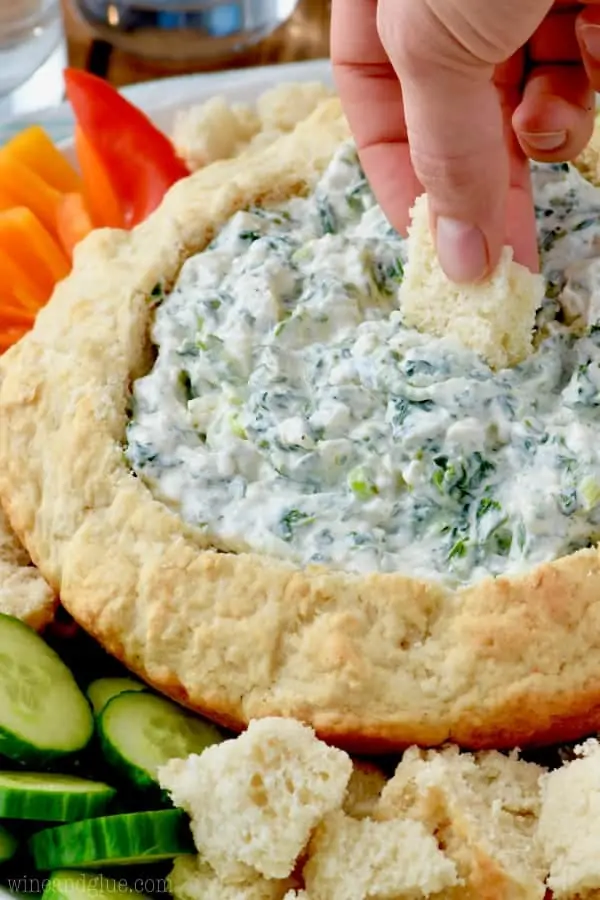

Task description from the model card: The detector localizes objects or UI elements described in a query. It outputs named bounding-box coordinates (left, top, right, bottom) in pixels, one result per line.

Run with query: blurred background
left=0, top=0, right=330, bottom=122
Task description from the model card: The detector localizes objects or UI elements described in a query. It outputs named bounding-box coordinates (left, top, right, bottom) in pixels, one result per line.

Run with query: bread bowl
left=3, top=91, right=600, bottom=752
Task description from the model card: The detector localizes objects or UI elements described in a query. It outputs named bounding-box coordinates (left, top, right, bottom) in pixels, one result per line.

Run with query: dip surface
left=126, top=145, right=600, bottom=586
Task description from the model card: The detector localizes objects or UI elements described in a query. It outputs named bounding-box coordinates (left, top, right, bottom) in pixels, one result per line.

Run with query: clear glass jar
left=0, top=0, right=63, bottom=97
left=74, top=0, right=300, bottom=61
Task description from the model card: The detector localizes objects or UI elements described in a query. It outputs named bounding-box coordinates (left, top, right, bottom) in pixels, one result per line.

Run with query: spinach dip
left=125, top=143, right=600, bottom=587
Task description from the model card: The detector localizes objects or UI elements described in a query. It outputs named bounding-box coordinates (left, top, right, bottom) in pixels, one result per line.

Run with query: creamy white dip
left=126, top=144, right=600, bottom=586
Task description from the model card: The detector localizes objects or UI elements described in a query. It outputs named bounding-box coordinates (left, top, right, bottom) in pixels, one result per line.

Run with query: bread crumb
left=342, top=761, right=387, bottom=819
left=158, top=717, right=352, bottom=882
left=399, top=194, right=544, bottom=370
left=537, top=737, right=600, bottom=898
left=303, top=809, right=457, bottom=900
left=377, top=745, right=547, bottom=899
left=168, top=855, right=293, bottom=900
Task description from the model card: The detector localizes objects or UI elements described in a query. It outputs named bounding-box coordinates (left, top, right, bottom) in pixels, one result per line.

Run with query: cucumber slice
left=98, top=691, right=224, bottom=789
left=42, top=870, right=152, bottom=900
left=86, top=678, right=146, bottom=716
left=0, top=614, right=93, bottom=763
left=0, top=771, right=116, bottom=821
left=0, top=823, right=18, bottom=863
left=29, top=809, right=194, bottom=870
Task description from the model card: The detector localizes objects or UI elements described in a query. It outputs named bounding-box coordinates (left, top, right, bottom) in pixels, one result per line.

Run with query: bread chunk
left=168, top=855, right=294, bottom=900
left=303, top=809, right=457, bottom=900
left=377, top=745, right=547, bottom=899
left=399, top=194, right=544, bottom=370
left=537, top=738, right=600, bottom=898
left=0, top=504, right=55, bottom=630
left=575, top=111, right=600, bottom=185
left=172, top=82, right=334, bottom=171
left=158, top=717, right=352, bottom=882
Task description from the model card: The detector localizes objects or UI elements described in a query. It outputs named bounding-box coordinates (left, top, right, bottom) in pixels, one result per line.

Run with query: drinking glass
left=0, top=1, right=64, bottom=97
left=74, top=0, right=300, bottom=61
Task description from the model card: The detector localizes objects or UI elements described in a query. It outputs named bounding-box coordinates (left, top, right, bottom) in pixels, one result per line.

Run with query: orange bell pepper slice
left=3, top=125, right=82, bottom=194
left=0, top=151, right=63, bottom=240
left=0, top=299, right=34, bottom=329
left=0, top=208, right=70, bottom=293
left=56, top=192, right=95, bottom=257
left=64, top=69, right=189, bottom=228
left=74, top=125, right=125, bottom=229
left=0, top=247, right=51, bottom=312
left=0, top=325, right=30, bottom=353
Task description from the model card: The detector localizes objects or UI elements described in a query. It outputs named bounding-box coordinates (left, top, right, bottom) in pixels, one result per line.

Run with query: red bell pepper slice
left=63, top=68, right=190, bottom=228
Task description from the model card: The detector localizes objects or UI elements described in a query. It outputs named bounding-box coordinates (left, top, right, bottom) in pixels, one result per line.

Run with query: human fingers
left=576, top=3, right=600, bottom=89
left=378, top=0, right=552, bottom=282
left=495, top=56, right=540, bottom=272
left=513, top=65, right=594, bottom=161
left=330, top=0, right=421, bottom=236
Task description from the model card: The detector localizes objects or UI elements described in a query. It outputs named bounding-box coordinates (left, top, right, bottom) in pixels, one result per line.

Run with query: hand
left=331, top=0, right=600, bottom=283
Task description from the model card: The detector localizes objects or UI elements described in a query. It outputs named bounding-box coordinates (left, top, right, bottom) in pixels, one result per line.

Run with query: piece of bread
left=0, top=503, right=56, bottom=630
left=574, top=111, right=600, bottom=186
left=399, top=194, right=544, bottom=370
left=342, top=761, right=387, bottom=819
left=377, top=745, right=547, bottom=899
left=158, top=717, right=352, bottom=882
left=537, top=737, right=600, bottom=898
left=303, top=809, right=457, bottom=900
left=172, top=82, right=333, bottom=171
left=168, top=855, right=295, bottom=900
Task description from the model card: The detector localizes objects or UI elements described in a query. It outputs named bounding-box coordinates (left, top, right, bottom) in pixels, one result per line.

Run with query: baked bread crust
left=0, top=504, right=56, bottom=631
left=3, top=97, right=600, bottom=751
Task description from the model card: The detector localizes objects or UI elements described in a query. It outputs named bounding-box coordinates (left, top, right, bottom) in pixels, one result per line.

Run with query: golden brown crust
left=0, top=504, right=56, bottom=631
left=3, top=97, right=600, bottom=750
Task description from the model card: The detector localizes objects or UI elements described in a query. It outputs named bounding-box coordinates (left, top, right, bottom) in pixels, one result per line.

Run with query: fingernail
left=436, top=217, right=488, bottom=283
left=579, top=23, right=600, bottom=60
left=520, top=130, right=567, bottom=152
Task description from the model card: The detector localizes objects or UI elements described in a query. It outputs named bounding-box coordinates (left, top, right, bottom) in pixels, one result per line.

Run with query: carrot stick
left=0, top=151, right=63, bottom=239
left=0, top=208, right=70, bottom=291
left=3, top=125, right=82, bottom=194
left=56, top=193, right=94, bottom=258
left=74, top=125, right=125, bottom=229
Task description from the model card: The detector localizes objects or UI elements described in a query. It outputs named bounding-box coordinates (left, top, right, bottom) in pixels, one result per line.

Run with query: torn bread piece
left=377, top=745, right=547, bottom=900
left=537, top=737, right=600, bottom=899
left=0, top=504, right=56, bottom=630
left=342, top=761, right=387, bottom=820
left=172, top=82, right=334, bottom=171
left=168, top=855, right=295, bottom=900
left=399, top=194, right=544, bottom=370
left=303, top=809, right=457, bottom=900
left=158, top=717, right=351, bottom=883
left=574, top=110, right=600, bottom=186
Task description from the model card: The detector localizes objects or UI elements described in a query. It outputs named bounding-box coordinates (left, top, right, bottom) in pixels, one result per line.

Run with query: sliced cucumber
left=42, top=870, right=152, bottom=900
left=0, top=823, right=18, bottom=863
left=0, top=771, right=116, bottom=821
left=86, top=678, right=146, bottom=716
left=0, top=614, right=93, bottom=763
left=29, top=809, right=194, bottom=870
left=98, top=691, right=224, bottom=789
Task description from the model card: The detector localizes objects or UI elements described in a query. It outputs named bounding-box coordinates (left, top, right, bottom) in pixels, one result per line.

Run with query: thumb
left=377, top=0, right=552, bottom=282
